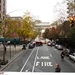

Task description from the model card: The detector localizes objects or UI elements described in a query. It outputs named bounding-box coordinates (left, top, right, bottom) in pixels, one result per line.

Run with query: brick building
left=0, top=0, right=6, bottom=22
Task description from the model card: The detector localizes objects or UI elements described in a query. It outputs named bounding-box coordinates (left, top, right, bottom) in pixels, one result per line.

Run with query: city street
left=2, top=44, right=75, bottom=72
left=0, top=0, right=75, bottom=75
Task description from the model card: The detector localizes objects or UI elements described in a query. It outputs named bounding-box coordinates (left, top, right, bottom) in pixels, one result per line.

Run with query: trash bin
left=22, top=44, right=26, bottom=50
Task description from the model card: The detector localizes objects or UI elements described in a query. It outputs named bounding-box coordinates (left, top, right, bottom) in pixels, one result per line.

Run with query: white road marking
left=41, top=62, right=53, bottom=67
left=42, top=48, right=48, bottom=51
left=47, top=49, right=48, bottom=50
left=25, top=69, right=30, bottom=72
left=37, top=56, right=50, bottom=60
left=50, top=54, right=52, bottom=57
left=32, top=47, right=39, bottom=72
left=36, top=61, right=40, bottom=66
left=20, top=48, right=35, bottom=72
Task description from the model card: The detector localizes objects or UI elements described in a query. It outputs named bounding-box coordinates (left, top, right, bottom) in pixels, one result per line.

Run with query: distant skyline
left=7, top=0, right=65, bottom=23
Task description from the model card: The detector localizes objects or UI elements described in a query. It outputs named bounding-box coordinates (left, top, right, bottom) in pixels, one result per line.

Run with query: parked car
left=63, top=49, right=70, bottom=56
left=52, top=42, right=55, bottom=46
left=55, top=44, right=63, bottom=50
left=57, top=45, right=63, bottom=50
left=69, top=53, right=75, bottom=62
left=55, top=44, right=59, bottom=48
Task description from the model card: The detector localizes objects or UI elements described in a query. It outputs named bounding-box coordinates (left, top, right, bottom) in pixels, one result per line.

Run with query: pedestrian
left=55, top=64, right=61, bottom=72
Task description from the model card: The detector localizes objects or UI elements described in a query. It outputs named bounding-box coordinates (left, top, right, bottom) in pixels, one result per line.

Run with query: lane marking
left=20, top=48, right=36, bottom=72
left=36, top=61, right=40, bottom=66
left=47, top=49, right=48, bottom=50
left=50, top=54, right=52, bottom=57
left=41, top=62, right=53, bottom=67
left=37, top=56, right=50, bottom=60
left=32, top=47, right=39, bottom=72
left=25, top=69, right=30, bottom=72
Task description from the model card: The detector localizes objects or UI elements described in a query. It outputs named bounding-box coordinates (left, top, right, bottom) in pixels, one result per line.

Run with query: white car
left=47, top=42, right=52, bottom=46
left=55, top=44, right=59, bottom=48
left=69, top=53, right=75, bottom=62
left=55, top=44, right=63, bottom=50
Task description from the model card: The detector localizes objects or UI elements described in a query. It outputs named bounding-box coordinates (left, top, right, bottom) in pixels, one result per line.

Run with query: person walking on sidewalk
left=55, top=64, right=61, bottom=72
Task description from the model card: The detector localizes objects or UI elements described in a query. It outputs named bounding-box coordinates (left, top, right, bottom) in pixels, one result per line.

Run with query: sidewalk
left=0, top=45, right=26, bottom=71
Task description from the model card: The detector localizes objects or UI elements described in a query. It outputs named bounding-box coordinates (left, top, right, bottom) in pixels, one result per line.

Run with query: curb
left=0, top=50, right=26, bottom=71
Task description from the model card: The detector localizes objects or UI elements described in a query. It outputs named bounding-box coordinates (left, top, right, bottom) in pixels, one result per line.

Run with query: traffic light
left=70, top=17, right=74, bottom=27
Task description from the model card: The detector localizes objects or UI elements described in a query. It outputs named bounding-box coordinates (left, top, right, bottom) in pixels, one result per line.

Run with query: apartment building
left=0, top=0, right=6, bottom=22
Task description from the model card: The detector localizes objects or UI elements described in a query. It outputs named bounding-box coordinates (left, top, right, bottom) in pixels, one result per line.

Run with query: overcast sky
left=7, top=0, right=64, bottom=23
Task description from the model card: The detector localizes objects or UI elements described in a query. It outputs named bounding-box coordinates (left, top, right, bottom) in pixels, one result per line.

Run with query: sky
left=7, top=0, right=64, bottom=23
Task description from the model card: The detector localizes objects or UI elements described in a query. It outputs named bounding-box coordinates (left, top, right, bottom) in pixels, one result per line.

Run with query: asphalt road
left=3, top=44, right=75, bottom=72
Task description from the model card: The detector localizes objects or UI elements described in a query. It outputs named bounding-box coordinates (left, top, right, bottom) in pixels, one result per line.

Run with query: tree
left=1, top=11, right=41, bottom=41
left=70, top=26, right=75, bottom=42
left=5, top=19, right=22, bottom=38
left=16, top=11, right=39, bottom=41
left=59, top=20, right=70, bottom=38
left=43, top=28, right=49, bottom=38
left=53, top=1, right=67, bottom=23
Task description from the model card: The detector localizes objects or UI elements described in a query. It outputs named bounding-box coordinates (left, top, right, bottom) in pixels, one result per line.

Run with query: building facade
left=35, top=22, right=50, bottom=29
left=0, top=0, right=6, bottom=22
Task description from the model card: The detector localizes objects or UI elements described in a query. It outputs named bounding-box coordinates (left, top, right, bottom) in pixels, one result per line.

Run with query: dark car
left=22, top=44, right=26, bottom=49
left=35, top=41, right=42, bottom=46
left=29, top=43, right=35, bottom=49
left=52, top=42, right=55, bottom=46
